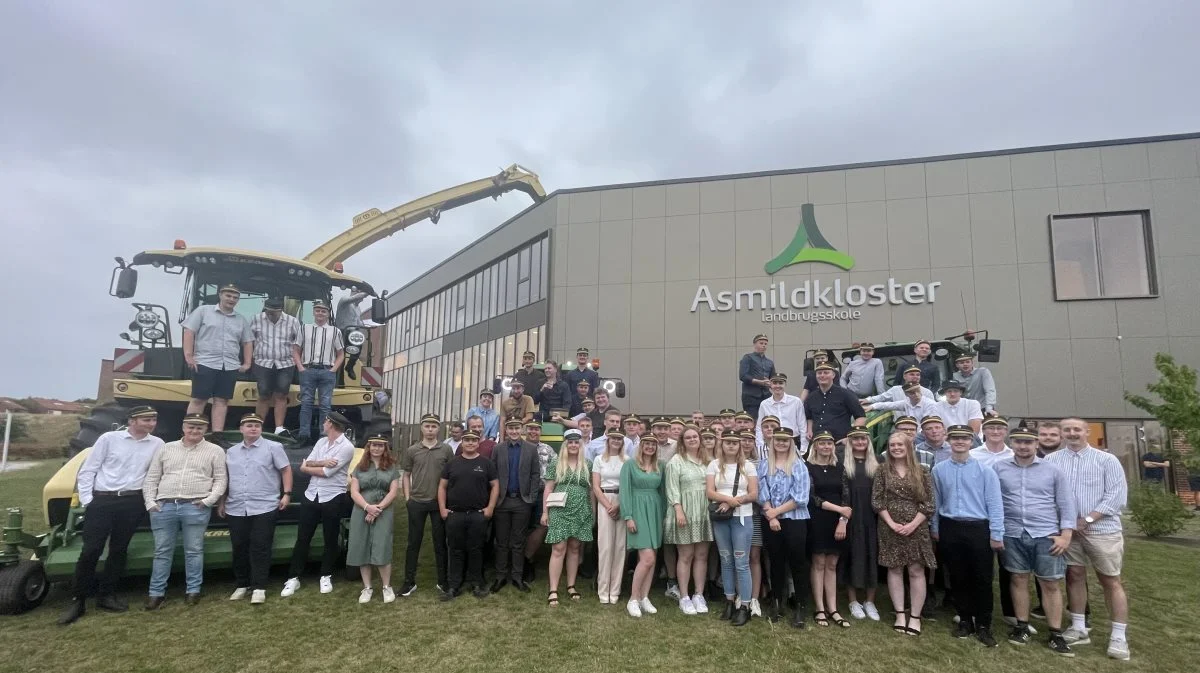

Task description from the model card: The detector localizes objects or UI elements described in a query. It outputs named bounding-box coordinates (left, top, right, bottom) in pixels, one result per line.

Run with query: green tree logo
left=764, top=203, right=855, bottom=274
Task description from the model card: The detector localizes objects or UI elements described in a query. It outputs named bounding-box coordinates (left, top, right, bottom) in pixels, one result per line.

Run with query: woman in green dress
left=347, top=434, right=400, bottom=603
left=540, top=429, right=593, bottom=606
left=620, top=434, right=666, bottom=617
left=664, top=425, right=713, bottom=615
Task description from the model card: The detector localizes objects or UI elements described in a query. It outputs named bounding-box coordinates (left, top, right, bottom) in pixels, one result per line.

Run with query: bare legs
left=811, top=553, right=840, bottom=615
left=676, top=542, right=709, bottom=598
left=631, top=549, right=657, bottom=601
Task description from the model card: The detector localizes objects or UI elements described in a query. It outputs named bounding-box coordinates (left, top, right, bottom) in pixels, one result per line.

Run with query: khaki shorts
left=1064, top=531, right=1124, bottom=576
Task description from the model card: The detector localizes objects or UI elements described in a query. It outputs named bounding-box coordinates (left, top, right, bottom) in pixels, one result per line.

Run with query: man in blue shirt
left=489, top=419, right=540, bottom=594
left=738, top=334, right=776, bottom=420
left=466, top=389, right=501, bottom=441
left=931, top=424, right=1005, bottom=647
left=994, top=426, right=1076, bottom=655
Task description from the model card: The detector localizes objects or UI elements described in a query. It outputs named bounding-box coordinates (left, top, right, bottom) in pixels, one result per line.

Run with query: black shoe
left=786, top=594, right=799, bottom=610
left=96, top=594, right=128, bottom=612
left=472, top=586, right=490, bottom=599
left=184, top=593, right=201, bottom=606
left=514, top=580, right=532, bottom=593
left=767, top=599, right=781, bottom=623
left=731, top=605, right=751, bottom=627
left=976, top=626, right=998, bottom=648
left=720, top=599, right=735, bottom=621
left=1008, top=626, right=1031, bottom=645
left=523, top=563, right=536, bottom=582
left=1031, top=605, right=1047, bottom=620
left=953, top=620, right=975, bottom=639
left=922, top=596, right=938, bottom=620
left=398, top=582, right=417, bottom=597
left=438, top=588, right=460, bottom=602
left=489, top=579, right=508, bottom=594
left=58, top=598, right=86, bottom=625
left=144, top=596, right=166, bottom=611
left=1048, top=633, right=1075, bottom=657
left=791, top=607, right=807, bottom=629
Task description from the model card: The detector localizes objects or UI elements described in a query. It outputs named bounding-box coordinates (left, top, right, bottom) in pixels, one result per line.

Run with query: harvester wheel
left=68, top=403, right=127, bottom=457
left=0, top=560, right=50, bottom=615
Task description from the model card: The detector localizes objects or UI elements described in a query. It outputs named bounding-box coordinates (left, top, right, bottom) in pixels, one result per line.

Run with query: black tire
left=0, top=561, right=50, bottom=615
left=68, top=403, right=127, bottom=457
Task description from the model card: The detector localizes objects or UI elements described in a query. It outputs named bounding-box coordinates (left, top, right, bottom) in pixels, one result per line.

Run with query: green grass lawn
left=1, top=461, right=1196, bottom=673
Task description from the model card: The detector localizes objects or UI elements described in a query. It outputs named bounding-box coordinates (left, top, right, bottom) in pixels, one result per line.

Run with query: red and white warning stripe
left=113, top=348, right=145, bottom=373
left=359, top=366, right=381, bottom=388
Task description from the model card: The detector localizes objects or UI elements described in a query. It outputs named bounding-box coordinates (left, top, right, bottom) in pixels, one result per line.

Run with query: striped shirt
left=1043, top=445, right=1127, bottom=535
left=142, top=439, right=229, bottom=509
left=301, top=322, right=343, bottom=366
left=250, top=312, right=303, bottom=369
left=756, top=458, right=811, bottom=521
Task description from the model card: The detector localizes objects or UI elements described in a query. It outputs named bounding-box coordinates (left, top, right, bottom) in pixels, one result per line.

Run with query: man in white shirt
left=622, top=414, right=644, bottom=458
left=862, top=366, right=934, bottom=406
left=840, top=343, right=886, bottom=397
left=587, top=409, right=631, bottom=462
left=60, top=406, right=164, bottom=625
left=445, top=421, right=464, bottom=453
left=935, top=381, right=984, bottom=441
left=755, top=373, right=805, bottom=454
left=281, top=411, right=356, bottom=598
left=866, top=381, right=939, bottom=425
left=970, top=417, right=1015, bottom=468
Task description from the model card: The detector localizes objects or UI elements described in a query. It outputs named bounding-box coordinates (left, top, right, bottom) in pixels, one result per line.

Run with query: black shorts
left=253, top=364, right=295, bottom=397
left=192, top=365, right=238, bottom=401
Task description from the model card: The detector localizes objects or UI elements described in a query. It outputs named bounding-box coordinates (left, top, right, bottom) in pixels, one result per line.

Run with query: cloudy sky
left=2, top=1, right=1197, bottom=399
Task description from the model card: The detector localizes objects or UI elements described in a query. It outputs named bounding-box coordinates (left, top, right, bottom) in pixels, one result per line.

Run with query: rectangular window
left=1051, top=211, right=1156, bottom=300
left=482, top=266, right=493, bottom=320
left=506, top=254, right=519, bottom=312
left=494, top=261, right=506, bottom=317
left=530, top=239, right=542, bottom=303
left=519, top=246, right=531, bottom=282
left=539, top=237, right=549, bottom=300
left=465, top=276, right=476, bottom=328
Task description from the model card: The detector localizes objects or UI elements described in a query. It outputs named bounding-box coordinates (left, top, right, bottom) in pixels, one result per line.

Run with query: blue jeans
left=299, top=367, right=336, bottom=438
left=149, top=501, right=212, bottom=596
left=713, top=515, right=753, bottom=602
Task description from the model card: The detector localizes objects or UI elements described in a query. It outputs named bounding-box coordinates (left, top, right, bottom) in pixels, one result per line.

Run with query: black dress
left=807, top=461, right=848, bottom=555
left=840, top=458, right=878, bottom=589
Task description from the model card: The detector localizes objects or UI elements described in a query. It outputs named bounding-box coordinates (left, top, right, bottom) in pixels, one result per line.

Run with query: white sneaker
left=626, top=599, right=643, bottom=617
left=692, top=594, right=709, bottom=613
left=382, top=586, right=395, bottom=603
left=664, top=582, right=682, bottom=600
left=849, top=601, right=865, bottom=619
left=863, top=601, right=881, bottom=621
left=281, top=578, right=300, bottom=597
left=250, top=590, right=266, bottom=604
left=274, top=426, right=286, bottom=434
left=749, top=598, right=762, bottom=617
left=319, top=576, right=333, bottom=594
left=358, top=587, right=373, bottom=604
left=639, top=597, right=658, bottom=614
left=679, top=597, right=697, bottom=615
left=1062, top=627, right=1091, bottom=645
left=229, top=587, right=248, bottom=601
left=599, top=596, right=610, bottom=605
left=1107, top=639, right=1130, bottom=661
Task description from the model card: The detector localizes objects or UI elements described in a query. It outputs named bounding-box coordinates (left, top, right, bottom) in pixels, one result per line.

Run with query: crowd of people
left=58, top=335, right=1137, bottom=663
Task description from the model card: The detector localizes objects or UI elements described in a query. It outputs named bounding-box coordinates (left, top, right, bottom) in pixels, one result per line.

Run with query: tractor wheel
left=68, top=403, right=127, bottom=457
left=0, top=560, right=50, bottom=615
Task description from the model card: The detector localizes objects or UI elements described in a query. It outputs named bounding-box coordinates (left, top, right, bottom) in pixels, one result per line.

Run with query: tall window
left=1050, top=211, right=1155, bottom=300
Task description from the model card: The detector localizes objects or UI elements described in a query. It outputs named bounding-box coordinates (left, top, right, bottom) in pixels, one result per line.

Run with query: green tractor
left=0, top=431, right=364, bottom=615
left=805, top=331, right=1000, bottom=453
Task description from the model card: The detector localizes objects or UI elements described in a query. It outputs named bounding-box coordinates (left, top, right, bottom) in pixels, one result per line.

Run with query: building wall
left=545, top=138, right=1200, bottom=418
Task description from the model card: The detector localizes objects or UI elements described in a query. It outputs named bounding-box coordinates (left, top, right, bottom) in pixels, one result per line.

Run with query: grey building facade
left=381, top=132, right=1200, bottom=480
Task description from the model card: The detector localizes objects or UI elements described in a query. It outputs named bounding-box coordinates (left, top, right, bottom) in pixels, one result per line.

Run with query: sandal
left=814, top=610, right=830, bottom=627
left=566, top=586, right=581, bottom=601
left=893, top=610, right=909, bottom=634
left=547, top=591, right=559, bottom=607
left=830, top=611, right=850, bottom=628
left=905, top=615, right=922, bottom=636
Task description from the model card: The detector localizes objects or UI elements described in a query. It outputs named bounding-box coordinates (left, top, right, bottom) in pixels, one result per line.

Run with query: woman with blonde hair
left=757, top=427, right=811, bottom=627
left=740, top=431, right=766, bottom=617
left=843, top=428, right=881, bottom=621
left=872, top=432, right=936, bottom=636
left=540, top=429, right=594, bottom=606
left=664, top=425, right=713, bottom=615
left=591, top=429, right=628, bottom=605
left=806, top=431, right=852, bottom=628
left=707, top=433, right=759, bottom=626
left=620, top=434, right=666, bottom=617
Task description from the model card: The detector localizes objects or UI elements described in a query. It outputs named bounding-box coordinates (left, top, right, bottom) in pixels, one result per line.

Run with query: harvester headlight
left=345, top=345, right=361, bottom=355
left=135, top=310, right=158, bottom=328
left=143, top=328, right=165, bottom=340
left=346, top=330, right=367, bottom=346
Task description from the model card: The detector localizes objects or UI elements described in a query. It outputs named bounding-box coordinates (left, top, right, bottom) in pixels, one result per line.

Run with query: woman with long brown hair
left=347, top=434, right=401, bottom=603
left=873, top=432, right=936, bottom=636
left=620, top=434, right=666, bottom=617
left=664, top=425, right=713, bottom=615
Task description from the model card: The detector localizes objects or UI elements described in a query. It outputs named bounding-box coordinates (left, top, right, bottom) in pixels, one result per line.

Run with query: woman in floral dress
left=541, top=429, right=594, bottom=606
left=872, top=432, right=936, bottom=636
left=664, top=425, right=713, bottom=615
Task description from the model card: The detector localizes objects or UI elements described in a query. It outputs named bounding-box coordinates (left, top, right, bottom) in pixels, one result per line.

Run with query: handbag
left=545, top=491, right=568, bottom=508
left=708, top=462, right=741, bottom=522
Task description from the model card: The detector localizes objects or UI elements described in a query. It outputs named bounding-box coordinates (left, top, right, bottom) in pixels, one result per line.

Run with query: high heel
left=893, top=610, right=909, bottom=634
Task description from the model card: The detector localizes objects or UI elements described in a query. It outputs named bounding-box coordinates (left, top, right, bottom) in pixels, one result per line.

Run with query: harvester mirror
left=975, top=339, right=1002, bottom=363
left=111, top=266, right=138, bottom=299
left=370, top=291, right=387, bottom=323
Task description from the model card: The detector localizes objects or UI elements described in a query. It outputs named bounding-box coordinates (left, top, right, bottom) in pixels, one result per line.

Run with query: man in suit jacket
left=490, top=418, right=542, bottom=593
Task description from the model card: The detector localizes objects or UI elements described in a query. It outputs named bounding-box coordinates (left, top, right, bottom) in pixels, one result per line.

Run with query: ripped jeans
left=712, top=515, right=753, bottom=602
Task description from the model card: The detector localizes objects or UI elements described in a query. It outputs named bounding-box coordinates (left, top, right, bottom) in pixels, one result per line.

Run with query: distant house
left=0, top=398, right=25, bottom=414
left=19, top=398, right=89, bottom=415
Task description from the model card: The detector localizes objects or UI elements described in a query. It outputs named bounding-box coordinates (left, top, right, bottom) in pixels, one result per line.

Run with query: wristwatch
left=1084, top=515, right=1095, bottom=525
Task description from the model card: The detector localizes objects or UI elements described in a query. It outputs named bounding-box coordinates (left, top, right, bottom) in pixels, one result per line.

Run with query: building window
left=1050, top=211, right=1156, bottom=300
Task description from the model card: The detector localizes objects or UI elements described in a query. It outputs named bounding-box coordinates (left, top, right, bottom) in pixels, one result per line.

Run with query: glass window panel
left=464, top=276, right=476, bottom=327
left=461, top=346, right=473, bottom=416
left=506, top=254, right=519, bottom=312
left=1051, top=216, right=1100, bottom=300
left=409, top=343, right=424, bottom=363
left=446, top=353, right=456, bottom=421
left=537, top=326, right=546, bottom=361
left=539, top=237, right=549, bottom=300
left=503, top=334, right=517, bottom=378
left=530, top=240, right=542, bottom=303
left=482, top=267, right=493, bottom=320
left=1098, top=214, right=1152, bottom=296
left=435, top=293, right=444, bottom=338
left=514, top=331, right=527, bottom=364
left=426, top=338, right=442, bottom=359
left=495, top=261, right=506, bottom=317
left=452, top=350, right=464, bottom=421
left=519, top=246, right=531, bottom=282
left=517, top=279, right=530, bottom=307
left=493, top=338, right=504, bottom=378
left=475, top=272, right=485, bottom=324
